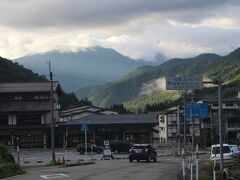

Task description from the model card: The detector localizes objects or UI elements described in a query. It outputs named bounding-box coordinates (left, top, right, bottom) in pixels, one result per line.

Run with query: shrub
left=0, top=163, right=24, bottom=179
left=0, top=145, right=15, bottom=163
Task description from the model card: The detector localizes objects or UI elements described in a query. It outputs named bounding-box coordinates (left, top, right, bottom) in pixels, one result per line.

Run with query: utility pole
left=49, top=62, right=56, bottom=164
left=191, top=91, right=194, bottom=152
left=183, top=92, right=186, bottom=152
left=217, top=78, right=224, bottom=179
left=204, top=78, right=224, bottom=179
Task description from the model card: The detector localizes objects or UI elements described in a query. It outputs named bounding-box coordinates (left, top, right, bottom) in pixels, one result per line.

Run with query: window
left=17, top=113, right=41, bottom=125
left=14, top=95, right=22, bottom=100
left=0, top=115, right=8, bottom=126
left=22, top=94, right=34, bottom=100
left=225, top=103, right=234, bottom=107
left=0, top=94, right=14, bottom=100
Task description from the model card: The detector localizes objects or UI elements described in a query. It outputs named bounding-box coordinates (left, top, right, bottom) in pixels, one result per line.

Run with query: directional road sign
left=186, top=103, right=209, bottom=119
left=166, top=75, right=203, bottom=90
left=80, top=123, right=88, bottom=132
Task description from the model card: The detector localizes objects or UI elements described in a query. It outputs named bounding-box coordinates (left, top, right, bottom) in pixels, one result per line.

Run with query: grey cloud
left=0, top=0, right=230, bottom=29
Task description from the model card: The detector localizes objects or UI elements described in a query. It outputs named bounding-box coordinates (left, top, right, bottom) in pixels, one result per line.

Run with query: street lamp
left=204, top=77, right=224, bottom=178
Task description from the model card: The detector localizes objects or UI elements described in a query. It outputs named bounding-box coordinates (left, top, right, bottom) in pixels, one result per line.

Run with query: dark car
left=129, top=144, right=157, bottom=162
left=110, top=141, right=133, bottom=153
left=77, top=143, right=103, bottom=154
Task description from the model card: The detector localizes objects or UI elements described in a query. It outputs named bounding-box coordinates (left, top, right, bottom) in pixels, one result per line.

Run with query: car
left=210, top=144, right=233, bottom=161
left=77, top=143, right=103, bottom=154
left=229, top=144, right=240, bottom=158
left=110, top=141, right=133, bottom=153
left=129, top=144, right=157, bottom=162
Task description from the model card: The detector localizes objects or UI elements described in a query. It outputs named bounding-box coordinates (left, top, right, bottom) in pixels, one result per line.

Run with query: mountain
left=0, top=56, right=47, bottom=82
left=75, top=53, right=221, bottom=107
left=206, top=47, right=240, bottom=81
left=14, top=46, right=160, bottom=92
left=125, top=48, right=240, bottom=112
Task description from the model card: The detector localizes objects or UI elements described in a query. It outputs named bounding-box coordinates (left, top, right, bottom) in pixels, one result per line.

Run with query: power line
left=53, top=74, right=110, bottom=83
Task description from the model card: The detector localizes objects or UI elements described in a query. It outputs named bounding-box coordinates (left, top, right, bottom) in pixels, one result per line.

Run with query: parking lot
left=12, top=147, right=173, bottom=166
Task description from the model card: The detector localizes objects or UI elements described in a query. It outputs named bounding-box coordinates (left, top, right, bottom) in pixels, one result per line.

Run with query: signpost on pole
left=166, top=75, right=203, bottom=151
left=80, top=123, right=88, bottom=160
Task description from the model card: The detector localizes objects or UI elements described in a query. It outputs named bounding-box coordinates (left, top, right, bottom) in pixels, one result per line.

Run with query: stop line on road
left=40, top=173, right=69, bottom=179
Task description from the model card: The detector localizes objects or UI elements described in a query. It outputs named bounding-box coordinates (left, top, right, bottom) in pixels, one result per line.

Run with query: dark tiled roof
left=0, top=82, right=60, bottom=93
left=0, top=100, right=50, bottom=112
left=62, top=113, right=158, bottom=125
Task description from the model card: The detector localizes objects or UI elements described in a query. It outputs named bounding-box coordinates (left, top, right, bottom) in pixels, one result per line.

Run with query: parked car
left=110, top=141, right=133, bottom=153
left=77, top=143, right=103, bottom=154
left=129, top=144, right=157, bottom=162
left=229, top=144, right=240, bottom=158
left=210, top=144, right=233, bottom=161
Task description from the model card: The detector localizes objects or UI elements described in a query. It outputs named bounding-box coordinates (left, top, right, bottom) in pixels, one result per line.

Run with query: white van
left=210, top=144, right=233, bottom=161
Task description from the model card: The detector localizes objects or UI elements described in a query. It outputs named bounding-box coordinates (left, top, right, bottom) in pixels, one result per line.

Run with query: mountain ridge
left=14, top=46, right=165, bottom=92
left=75, top=52, right=222, bottom=107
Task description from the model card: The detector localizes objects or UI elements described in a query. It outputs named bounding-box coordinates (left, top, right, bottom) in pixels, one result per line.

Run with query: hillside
left=75, top=53, right=221, bottom=107
left=14, top=46, right=163, bottom=92
left=206, top=47, right=240, bottom=81
left=124, top=48, right=240, bottom=112
left=0, top=56, right=47, bottom=82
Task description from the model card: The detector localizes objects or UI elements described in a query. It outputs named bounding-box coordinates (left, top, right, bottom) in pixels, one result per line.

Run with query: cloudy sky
left=0, top=0, right=240, bottom=61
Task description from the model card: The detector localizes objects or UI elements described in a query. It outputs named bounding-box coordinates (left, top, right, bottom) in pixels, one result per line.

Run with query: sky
left=0, top=0, right=240, bottom=61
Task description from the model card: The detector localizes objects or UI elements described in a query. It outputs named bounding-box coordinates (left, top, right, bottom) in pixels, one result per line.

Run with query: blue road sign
left=186, top=103, right=208, bottom=119
left=80, top=123, right=88, bottom=132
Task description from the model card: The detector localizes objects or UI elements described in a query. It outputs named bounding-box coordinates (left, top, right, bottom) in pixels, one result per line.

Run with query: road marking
left=40, top=173, right=69, bottom=179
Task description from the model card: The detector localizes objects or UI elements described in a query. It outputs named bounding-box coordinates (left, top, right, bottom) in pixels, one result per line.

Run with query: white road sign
left=166, top=76, right=203, bottom=90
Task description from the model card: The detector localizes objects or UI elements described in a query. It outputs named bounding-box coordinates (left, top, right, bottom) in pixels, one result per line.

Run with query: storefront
left=61, top=113, right=158, bottom=147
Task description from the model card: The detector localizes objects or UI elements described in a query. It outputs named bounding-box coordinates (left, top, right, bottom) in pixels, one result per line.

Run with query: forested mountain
left=14, top=46, right=163, bottom=91
left=0, top=56, right=47, bottom=82
left=75, top=53, right=221, bottom=107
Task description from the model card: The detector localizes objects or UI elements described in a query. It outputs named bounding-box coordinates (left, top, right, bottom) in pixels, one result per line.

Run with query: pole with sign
left=80, top=123, right=88, bottom=160
left=166, top=75, right=203, bottom=152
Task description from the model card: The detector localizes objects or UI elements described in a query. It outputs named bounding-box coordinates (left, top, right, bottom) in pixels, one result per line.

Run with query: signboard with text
left=186, top=103, right=209, bottom=119
left=166, top=76, right=203, bottom=90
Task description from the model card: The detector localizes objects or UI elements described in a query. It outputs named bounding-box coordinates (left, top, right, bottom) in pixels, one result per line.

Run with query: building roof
left=62, top=113, right=158, bottom=126
left=0, top=82, right=60, bottom=93
left=60, top=106, right=118, bottom=117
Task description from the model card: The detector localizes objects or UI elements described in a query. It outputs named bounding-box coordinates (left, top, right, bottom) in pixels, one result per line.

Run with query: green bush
left=0, top=145, right=15, bottom=163
left=0, top=163, right=24, bottom=179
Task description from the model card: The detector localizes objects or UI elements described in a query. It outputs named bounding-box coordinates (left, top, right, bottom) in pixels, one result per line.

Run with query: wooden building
left=0, top=82, right=61, bottom=148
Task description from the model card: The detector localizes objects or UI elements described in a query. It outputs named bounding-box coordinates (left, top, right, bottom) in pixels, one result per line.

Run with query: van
left=210, top=144, right=233, bottom=161
left=110, top=141, right=133, bottom=153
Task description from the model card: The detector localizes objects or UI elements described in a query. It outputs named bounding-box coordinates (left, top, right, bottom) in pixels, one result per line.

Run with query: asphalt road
left=8, top=157, right=181, bottom=180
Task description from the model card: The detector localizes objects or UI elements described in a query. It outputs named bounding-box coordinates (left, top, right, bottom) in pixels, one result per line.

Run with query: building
left=158, top=99, right=240, bottom=146
left=60, top=113, right=158, bottom=147
left=60, top=106, right=118, bottom=122
left=205, top=99, right=240, bottom=144
left=0, top=82, right=62, bottom=148
left=158, top=106, right=201, bottom=144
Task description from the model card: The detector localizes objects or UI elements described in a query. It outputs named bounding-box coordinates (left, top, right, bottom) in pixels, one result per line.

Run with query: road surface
left=8, top=157, right=181, bottom=180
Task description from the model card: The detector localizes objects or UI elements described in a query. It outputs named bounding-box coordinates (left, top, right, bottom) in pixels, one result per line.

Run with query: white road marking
left=40, top=173, right=69, bottom=179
